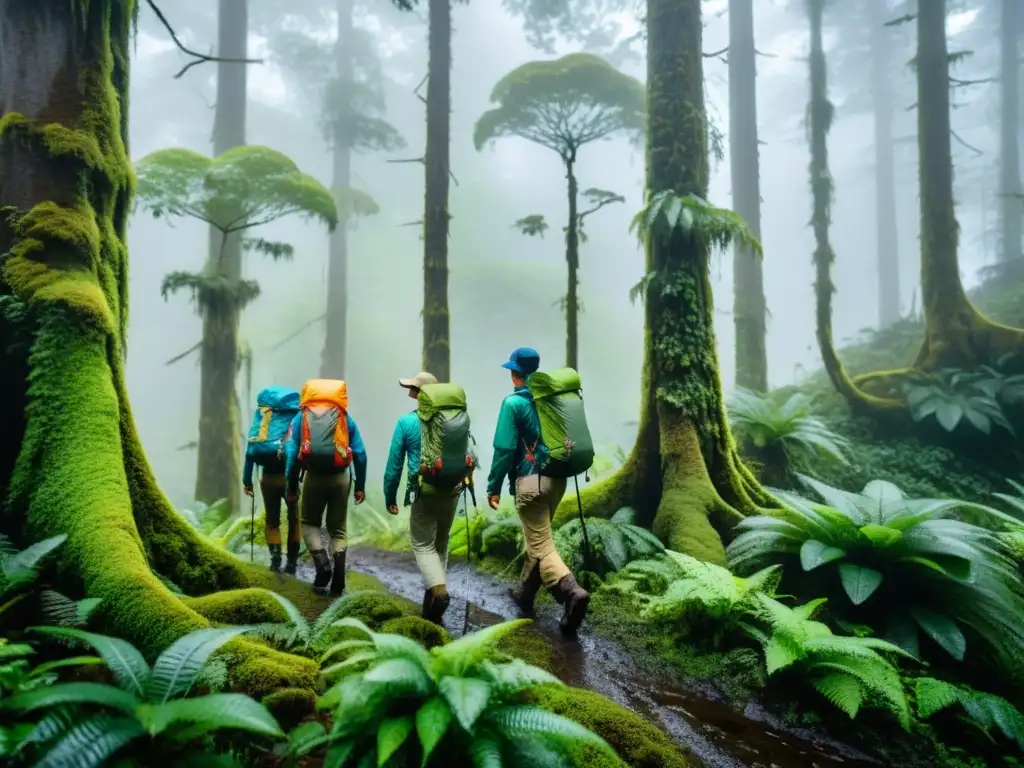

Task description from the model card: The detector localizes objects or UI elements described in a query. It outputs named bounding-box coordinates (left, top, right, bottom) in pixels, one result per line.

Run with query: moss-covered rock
left=380, top=616, right=451, bottom=649
left=329, top=590, right=413, bottom=628
left=523, top=684, right=697, bottom=768
left=492, top=622, right=555, bottom=672
left=262, top=686, right=317, bottom=729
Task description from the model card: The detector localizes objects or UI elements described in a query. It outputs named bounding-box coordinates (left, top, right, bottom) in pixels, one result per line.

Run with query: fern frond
left=34, top=713, right=143, bottom=768
left=810, top=672, right=865, bottom=719
left=147, top=626, right=254, bottom=703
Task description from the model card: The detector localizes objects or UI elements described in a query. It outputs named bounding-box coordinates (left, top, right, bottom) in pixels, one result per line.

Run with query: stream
left=314, top=547, right=882, bottom=768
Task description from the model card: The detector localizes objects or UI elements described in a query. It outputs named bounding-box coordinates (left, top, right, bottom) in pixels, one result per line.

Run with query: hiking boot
left=284, top=541, right=299, bottom=575
left=508, top=563, right=542, bottom=616
left=550, top=574, right=589, bottom=636
left=329, top=551, right=346, bottom=597
left=311, top=550, right=332, bottom=595
left=268, top=544, right=282, bottom=572
left=422, top=585, right=450, bottom=626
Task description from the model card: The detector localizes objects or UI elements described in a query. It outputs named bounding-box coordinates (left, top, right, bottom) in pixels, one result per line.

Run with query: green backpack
left=416, top=383, right=476, bottom=490
left=528, top=367, right=595, bottom=478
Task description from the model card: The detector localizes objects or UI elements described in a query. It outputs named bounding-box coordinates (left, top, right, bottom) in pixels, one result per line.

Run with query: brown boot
left=508, top=562, right=542, bottom=616
left=422, top=585, right=450, bottom=625
left=550, top=574, right=589, bottom=636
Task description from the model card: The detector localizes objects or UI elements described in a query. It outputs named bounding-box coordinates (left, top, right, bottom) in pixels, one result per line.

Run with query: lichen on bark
left=554, top=0, right=774, bottom=564
left=0, top=0, right=327, bottom=698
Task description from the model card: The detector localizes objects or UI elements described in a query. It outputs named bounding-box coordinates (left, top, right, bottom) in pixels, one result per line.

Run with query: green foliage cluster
left=555, top=507, right=665, bottom=579
left=903, top=361, right=1024, bottom=437
left=727, top=476, right=1024, bottom=669
left=288, top=618, right=619, bottom=766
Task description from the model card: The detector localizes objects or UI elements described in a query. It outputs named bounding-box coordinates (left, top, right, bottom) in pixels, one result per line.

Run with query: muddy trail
left=306, top=547, right=880, bottom=768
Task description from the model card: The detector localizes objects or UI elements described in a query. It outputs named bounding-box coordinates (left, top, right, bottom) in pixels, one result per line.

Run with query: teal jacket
left=486, top=386, right=542, bottom=499
left=384, top=411, right=463, bottom=507
left=383, top=412, right=421, bottom=508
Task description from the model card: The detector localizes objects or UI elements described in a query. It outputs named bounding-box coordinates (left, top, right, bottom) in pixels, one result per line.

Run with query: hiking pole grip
left=573, top=475, right=592, bottom=571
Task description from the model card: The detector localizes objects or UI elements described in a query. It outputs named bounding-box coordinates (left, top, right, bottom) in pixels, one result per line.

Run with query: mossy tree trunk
left=728, top=0, right=768, bottom=392
left=1000, top=0, right=1022, bottom=264
left=422, top=0, right=452, bottom=382
left=555, top=0, right=773, bottom=564
left=195, top=0, right=248, bottom=510
left=321, top=0, right=355, bottom=378
left=0, top=0, right=318, bottom=697
left=563, top=148, right=580, bottom=370
left=870, top=0, right=901, bottom=327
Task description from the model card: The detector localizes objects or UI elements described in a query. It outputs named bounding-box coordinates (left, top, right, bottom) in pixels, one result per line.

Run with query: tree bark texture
left=422, top=0, right=452, bottom=381
left=0, top=0, right=318, bottom=699
left=870, top=0, right=901, bottom=327
left=564, top=151, right=580, bottom=370
left=321, top=0, right=355, bottom=378
left=728, top=0, right=768, bottom=392
left=555, top=0, right=774, bottom=564
left=195, top=0, right=248, bottom=510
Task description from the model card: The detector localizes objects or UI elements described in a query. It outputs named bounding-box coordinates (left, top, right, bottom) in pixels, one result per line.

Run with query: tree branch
left=267, top=313, right=327, bottom=351
left=145, top=0, right=264, bottom=80
left=165, top=341, right=201, bottom=366
left=951, top=129, right=983, bottom=155
left=703, top=46, right=728, bottom=59
left=388, top=157, right=425, bottom=165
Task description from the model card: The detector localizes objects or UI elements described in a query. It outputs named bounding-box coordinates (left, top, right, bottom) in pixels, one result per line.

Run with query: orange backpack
left=297, top=379, right=352, bottom=470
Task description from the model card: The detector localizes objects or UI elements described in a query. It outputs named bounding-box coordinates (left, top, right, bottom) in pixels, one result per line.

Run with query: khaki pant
left=410, top=493, right=459, bottom=589
left=300, top=471, right=351, bottom=555
left=259, top=472, right=299, bottom=546
left=515, top=474, right=570, bottom=587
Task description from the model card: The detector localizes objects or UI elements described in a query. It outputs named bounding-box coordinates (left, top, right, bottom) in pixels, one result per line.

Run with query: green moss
left=185, top=588, right=287, bottom=625
left=328, top=590, right=414, bottom=629
left=492, top=622, right=555, bottom=672
left=223, top=643, right=319, bottom=700
left=261, top=687, right=317, bottom=729
left=380, top=616, right=451, bottom=649
left=522, top=684, right=697, bottom=768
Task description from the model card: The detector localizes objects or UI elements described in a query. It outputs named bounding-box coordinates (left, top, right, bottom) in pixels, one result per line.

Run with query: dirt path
left=335, top=547, right=879, bottom=768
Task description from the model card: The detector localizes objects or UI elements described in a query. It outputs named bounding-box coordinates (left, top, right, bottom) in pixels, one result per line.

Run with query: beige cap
left=399, top=371, right=438, bottom=389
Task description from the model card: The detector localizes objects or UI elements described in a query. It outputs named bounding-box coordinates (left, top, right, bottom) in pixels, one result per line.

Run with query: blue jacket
left=486, top=386, right=542, bottom=499
left=242, top=454, right=286, bottom=489
left=284, top=411, right=367, bottom=495
left=383, top=412, right=420, bottom=508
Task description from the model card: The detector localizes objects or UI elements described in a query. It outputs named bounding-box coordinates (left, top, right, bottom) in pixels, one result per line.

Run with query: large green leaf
left=31, top=628, right=150, bottom=696
left=0, top=682, right=139, bottom=715
left=911, top=610, right=967, bottom=662
left=363, top=658, right=433, bottom=696
left=144, top=693, right=284, bottom=739
left=838, top=564, right=883, bottom=606
left=2, top=535, right=67, bottom=587
left=147, top=627, right=254, bottom=703
left=377, top=715, right=414, bottom=767
left=415, top=696, right=453, bottom=765
left=438, top=676, right=493, bottom=731
left=858, top=524, right=903, bottom=547
left=799, top=540, right=846, bottom=571
left=34, top=712, right=144, bottom=768
left=935, top=401, right=964, bottom=431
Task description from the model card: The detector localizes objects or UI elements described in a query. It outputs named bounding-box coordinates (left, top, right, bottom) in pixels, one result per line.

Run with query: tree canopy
left=473, top=52, right=645, bottom=157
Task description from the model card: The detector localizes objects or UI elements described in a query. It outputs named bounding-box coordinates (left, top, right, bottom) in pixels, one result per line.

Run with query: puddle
left=300, top=547, right=880, bottom=768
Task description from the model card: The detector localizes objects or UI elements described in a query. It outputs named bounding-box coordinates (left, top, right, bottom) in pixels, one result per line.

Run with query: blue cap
left=501, top=347, right=540, bottom=375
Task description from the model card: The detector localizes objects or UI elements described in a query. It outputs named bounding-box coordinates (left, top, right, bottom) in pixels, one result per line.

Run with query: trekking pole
left=573, top=475, right=592, bottom=571
left=249, top=492, right=256, bottom=563
left=461, top=476, right=477, bottom=637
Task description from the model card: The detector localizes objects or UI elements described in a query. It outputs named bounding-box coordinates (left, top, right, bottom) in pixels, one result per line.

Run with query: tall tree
left=474, top=53, right=645, bottom=369
left=870, top=0, right=902, bottom=326
left=816, top=0, right=1024, bottom=416
left=0, top=0, right=319, bottom=693
left=562, top=0, right=772, bottom=563
left=729, top=0, right=768, bottom=391
left=196, top=0, right=249, bottom=511
left=999, top=0, right=1022, bottom=263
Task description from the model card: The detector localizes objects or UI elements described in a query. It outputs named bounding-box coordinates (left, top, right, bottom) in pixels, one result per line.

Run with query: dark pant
left=259, top=472, right=300, bottom=547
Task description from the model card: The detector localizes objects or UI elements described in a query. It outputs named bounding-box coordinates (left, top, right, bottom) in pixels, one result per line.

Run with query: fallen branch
left=145, top=0, right=264, bottom=79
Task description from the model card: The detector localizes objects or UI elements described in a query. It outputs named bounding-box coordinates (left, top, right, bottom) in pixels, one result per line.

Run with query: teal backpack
left=246, top=386, right=300, bottom=467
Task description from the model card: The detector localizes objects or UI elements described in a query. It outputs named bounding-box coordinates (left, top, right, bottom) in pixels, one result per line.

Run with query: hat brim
left=398, top=378, right=417, bottom=388
left=501, top=360, right=522, bottom=373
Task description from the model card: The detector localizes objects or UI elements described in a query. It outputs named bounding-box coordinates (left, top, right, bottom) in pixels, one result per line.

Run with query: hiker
left=243, top=386, right=302, bottom=573
left=285, top=378, right=367, bottom=596
left=486, top=347, right=592, bottom=635
left=384, top=371, right=477, bottom=625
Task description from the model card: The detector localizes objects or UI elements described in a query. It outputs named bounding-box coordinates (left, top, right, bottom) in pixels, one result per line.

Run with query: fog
left=123, top=0, right=1002, bottom=507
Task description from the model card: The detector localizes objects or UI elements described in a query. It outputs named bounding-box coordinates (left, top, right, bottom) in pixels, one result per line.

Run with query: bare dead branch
left=388, top=157, right=426, bottom=165
left=165, top=341, right=201, bottom=366
left=145, top=0, right=264, bottom=79
left=703, top=46, right=728, bottom=59
left=951, top=130, right=983, bottom=155
left=267, top=313, right=327, bottom=351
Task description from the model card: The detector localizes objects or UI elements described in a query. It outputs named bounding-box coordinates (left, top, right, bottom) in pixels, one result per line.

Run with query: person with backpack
left=284, top=379, right=367, bottom=596
left=243, top=386, right=302, bottom=573
left=486, top=347, right=594, bottom=636
left=384, top=371, right=477, bottom=625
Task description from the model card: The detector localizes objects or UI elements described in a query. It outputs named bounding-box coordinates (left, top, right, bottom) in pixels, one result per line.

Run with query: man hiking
left=384, top=371, right=475, bottom=625
left=243, top=386, right=302, bottom=573
left=486, top=347, right=590, bottom=635
left=285, top=379, right=367, bottom=596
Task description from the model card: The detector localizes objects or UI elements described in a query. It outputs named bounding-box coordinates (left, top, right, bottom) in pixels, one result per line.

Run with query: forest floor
left=299, top=547, right=879, bottom=768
